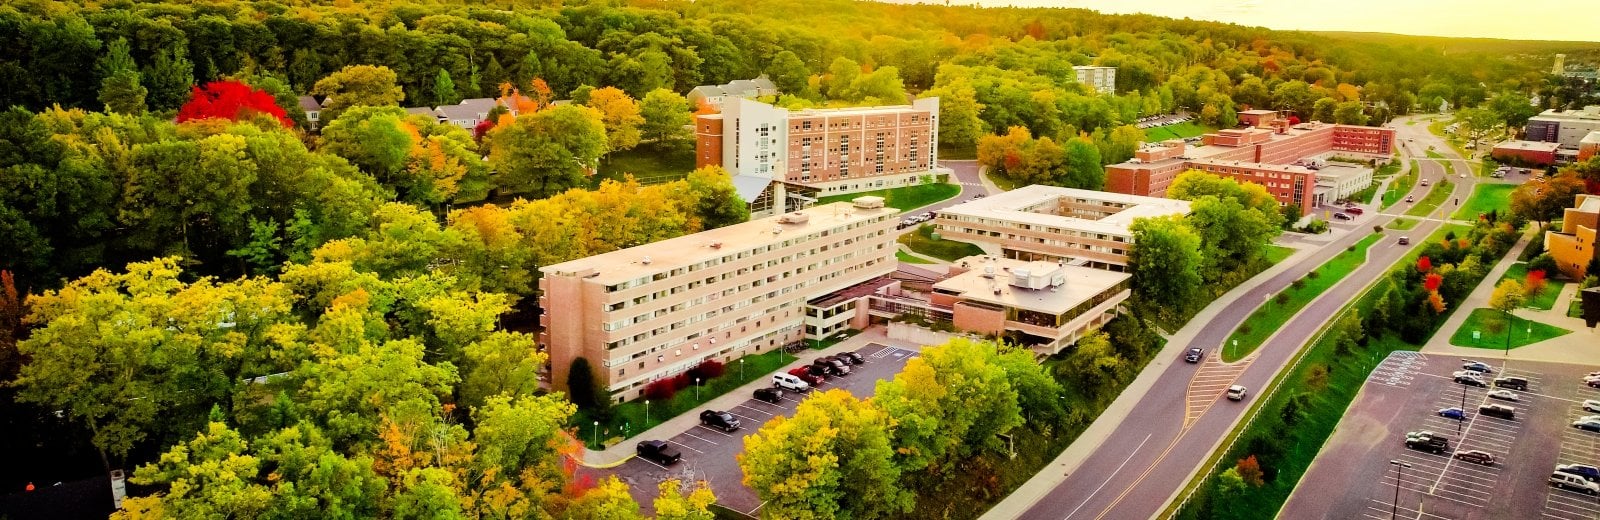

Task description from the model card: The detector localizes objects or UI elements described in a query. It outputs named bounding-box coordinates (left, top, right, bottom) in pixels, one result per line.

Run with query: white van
left=772, top=373, right=811, bottom=392
left=1550, top=471, right=1600, bottom=495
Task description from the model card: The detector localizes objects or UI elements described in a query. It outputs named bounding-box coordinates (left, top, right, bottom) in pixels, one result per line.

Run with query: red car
left=1346, top=207, right=1364, bottom=215
left=789, top=367, right=825, bottom=387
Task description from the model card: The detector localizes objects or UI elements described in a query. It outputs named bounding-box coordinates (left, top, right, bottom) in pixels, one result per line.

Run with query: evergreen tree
left=97, top=38, right=146, bottom=114
left=144, top=43, right=195, bottom=111
left=433, top=69, right=458, bottom=106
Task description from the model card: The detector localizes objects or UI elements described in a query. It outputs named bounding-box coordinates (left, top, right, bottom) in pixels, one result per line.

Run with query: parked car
left=772, top=373, right=811, bottom=393
left=1587, top=378, right=1600, bottom=389
left=1405, top=431, right=1450, bottom=454
left=1550, top=472, right=1600, bottom=495
left=804, top=364, right=830, bottom=378
left=1479, top=404, right=1516, bottom=420
left=753, top=387, right=785, bottom=404
left=636, top=440, right=682, bottom=466
left=1462, top=361, right=1493, bottom=373
left=1226, top=385, right=1248, bottom=401
left=1438, top=407, right=1466, bottom=420
left=788, top=367, right=825, bottom=387
left=840, top=351, right=866, bottom=364
left=1453, top=372, right=1488, bottom=387
left=831, top=354, right=858, bottom=366
left=699, top=410, right=741, bottom=432
left=1558, top=464, right=1600, bottom=483
left=1583, top=399, right=1600, bottom=414
left=1184, top=347, right=1205, bottom=363
left=1333, top=212, right=1353, bottom=221
left=1493, top=376, right=1528, bottom=391
left=1453, top=450, right=1496, bottom=466
left=1346, top=207, right=1365, bottom=215
left=814, top=358, right=850, bottom=376
left=1487, top=389, right=1520, bottom=402
left=1575, top=416, right=1600, bottom=432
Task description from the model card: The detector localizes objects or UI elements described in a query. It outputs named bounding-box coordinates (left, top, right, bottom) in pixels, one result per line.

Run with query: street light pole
left=1459, top=382, right=1467, bottom=433
left=1389, top=459, right=1411, bottom=519
left=696, top=378, right=701, bottom=401
left=592, top=421, right=599, bottom=447
left=645, top=400, right=650, bottom=427
left=740, top=358, right=746, bottom=381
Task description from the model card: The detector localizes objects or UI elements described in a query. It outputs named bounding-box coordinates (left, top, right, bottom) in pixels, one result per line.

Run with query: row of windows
left=602, top=218, right=888, bottom=293
left=937, top=216, right=1128, bottom=242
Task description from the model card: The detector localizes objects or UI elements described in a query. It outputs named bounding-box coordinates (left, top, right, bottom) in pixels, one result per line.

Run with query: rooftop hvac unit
left=642, top=256, right=652, bottom=265
left=982, top=266, right=996, bottom=278
left=778, top=212, right=811, bottom=224
left=773, top=226, right=783, bottom=235
left=710, top=241, right=723, bottom=249
left=852, top=196, right=886, bottom=209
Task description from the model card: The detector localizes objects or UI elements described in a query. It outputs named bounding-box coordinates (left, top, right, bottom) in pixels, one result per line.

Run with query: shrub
left=1528, top=253, right=1558, bottom=279
left=688, top=359, right=726, bottom=381
left=1290, top=278, right=1307, bottom=291
left=644, top=379, right=678, bottom=401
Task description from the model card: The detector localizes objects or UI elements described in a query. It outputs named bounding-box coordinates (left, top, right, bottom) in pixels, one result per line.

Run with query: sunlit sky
left=898, top=0, right=1595, bottom=42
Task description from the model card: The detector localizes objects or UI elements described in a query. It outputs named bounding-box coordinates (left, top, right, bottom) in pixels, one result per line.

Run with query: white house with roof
left=687, top=76, right=780, bottom=110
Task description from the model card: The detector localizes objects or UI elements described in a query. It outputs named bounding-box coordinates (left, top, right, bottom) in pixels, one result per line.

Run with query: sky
left=909, top=0, right=1596, bottom=42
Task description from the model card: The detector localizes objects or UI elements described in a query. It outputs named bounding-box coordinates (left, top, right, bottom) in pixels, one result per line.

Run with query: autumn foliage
left=1416, top=256, right=1432, bottom=273
left=1236, top=455, right=1265, bottom=487
left=175, top=80, right=292, bottom=127
left=1423, top=273, right=1443, bottom=293
left=1525, top=269, right=1547, bottom=298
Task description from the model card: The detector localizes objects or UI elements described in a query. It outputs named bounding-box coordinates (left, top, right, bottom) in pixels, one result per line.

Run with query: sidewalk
left=574, top=327, right=929, bottom=468
left=978, top=243, right=1322, bottom=519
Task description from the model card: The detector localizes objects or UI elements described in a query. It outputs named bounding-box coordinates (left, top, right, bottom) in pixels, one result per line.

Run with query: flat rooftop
left=541, top=201, right=898, bottom=284
left=1190, top=158, right=1317, bottom=175
left=808, top=276, right=896, bottom=308
left=936, top=256, right=1129, bottom=314
left=1494, top=140, right=1563, bottom=153
left=1581, top=131, right=1600, bottom=145
left=935, top=185, right=1191, bottom=236
left=1315, top=163, right=1372, bottom=181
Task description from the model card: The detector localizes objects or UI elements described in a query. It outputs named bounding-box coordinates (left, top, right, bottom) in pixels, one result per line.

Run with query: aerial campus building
left=931, top=185, right=1192, bottom=271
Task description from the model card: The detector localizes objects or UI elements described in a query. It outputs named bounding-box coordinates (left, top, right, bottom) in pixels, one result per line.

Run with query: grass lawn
left=1404, top=178, right=1453, bottom=217
left=1448, top=308, right=1571, bottom=349
left=1265, top=244, right=1295, bottom=265
left=570, top=348, right=797, bottom=449
left=898, top=224, right=985, bottom=261
left=1221, top=233, right=1381, bottom=362
left=1450, top=183, right=1514, bottom=221
left=1376, top=159, right=1402, bottom=177
left=1381, top=160, right=1419, bottom=210
left=1499, top=262, right=1567, bottom=310
left=1144, top=121, right=1215, bottom=141
left=1426, top=149, right=1445, bottom=159
left=896, top=250, right=935, bottom=264
left=593, top=145, right=696, bottom=187
left=816, top=182, right=960, bottom=212
left=939, top=144, right=977, bottom=160
left=1478, top=157, right=1500, bottom=177
left=987, top=171, right=1020, bottom=191
left=1387, top=218, right=1419, bottom=230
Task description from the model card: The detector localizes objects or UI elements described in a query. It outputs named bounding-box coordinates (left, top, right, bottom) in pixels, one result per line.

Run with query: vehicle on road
left=1405, top=195, right=1415, bottom=203
left=1398, top=236, right=1410, bottom=245
left=1225, top=385, right=1248, bottom=401
left=1550, top=472, right=1600, bottom=495
left=840, top=351, right=866, bottom=364
left=1184, top=348, right=1204, bottom=363
left=1453, top=372, right=1488, bottom=387
left=1575, top=416, right=1600, bottom=432
left=699, top=410, right=741, bottom=432
left=1557, top=464, right=1600, bottom=483
left=753, top=387, right=785, bottom=404
left=1462, top=361, right=1493, bottom=373
left=1405, top=431, right=1450, bottom=454
left=1421, top=179, right=1430, bottom=186
left=1453, top=450, right=1496, bottom=465
left=1346, top=207, right=1365, bottom=215
left=772, top=373, right=811, bottom=393
left=1479, top=404, right=1516, bottom=420
left=1584, top=399, right=1600, bottom=413
left=1493, top=376, right=1528, bottom=390
left=1438, top=407, right=1465, bottom=420
left=1487, top=389, right=1520, bottom=402
left=636, top=440, right=682, bottom=466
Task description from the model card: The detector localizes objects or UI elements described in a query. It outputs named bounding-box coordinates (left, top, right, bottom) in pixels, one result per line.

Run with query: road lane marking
left=1061, top=433, right=1152, bottom=520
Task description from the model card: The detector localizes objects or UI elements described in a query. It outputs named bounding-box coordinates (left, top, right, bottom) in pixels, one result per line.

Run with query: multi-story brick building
left=1105, top=110, right=1394, bottom=214
left=695, top=97, right=941, bottom=207
left=1545, top=194, right=1599, bottom=280
left=1073, top=66, right=1117, bottom=94
left=539, top=198, right=899, bottom=402
left=1491, top=140, right=1563, bottom=166
left=932, top=186, right=1192, bottom=271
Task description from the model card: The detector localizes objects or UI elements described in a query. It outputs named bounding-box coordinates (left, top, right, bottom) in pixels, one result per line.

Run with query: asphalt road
left=1281, top=355, right=1600, bottom=519
left=581, top=343, right=918, bottom=517
left=1017, top=116, right=1480, bottom=520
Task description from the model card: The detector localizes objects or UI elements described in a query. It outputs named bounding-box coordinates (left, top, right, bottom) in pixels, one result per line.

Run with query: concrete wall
left=886, top=321, right=967, bottom=347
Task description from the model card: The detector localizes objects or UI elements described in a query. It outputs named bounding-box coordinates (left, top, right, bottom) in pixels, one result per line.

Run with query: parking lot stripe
left=735, top=404, right=773, bottom=417
left=681, top=430, right=722, bottom=444
left=1365, top=500, right=1455, bottom=520
left=666, top=440, right=704, bottom=454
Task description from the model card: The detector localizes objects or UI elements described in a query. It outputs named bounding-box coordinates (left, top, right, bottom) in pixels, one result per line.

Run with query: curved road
left=1013, top=116, right=1483, bottom=520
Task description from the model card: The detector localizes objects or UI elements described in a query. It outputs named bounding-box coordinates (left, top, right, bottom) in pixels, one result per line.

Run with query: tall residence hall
left=1106, top=109, right=1395, bottom=214
left=932, top=186, right=1192, bottom=271
left=695, top=97, right=941, bottom=217
left=1545, top=194, right=1599, bottom=280
left=539, top=198, right=899, bottom=402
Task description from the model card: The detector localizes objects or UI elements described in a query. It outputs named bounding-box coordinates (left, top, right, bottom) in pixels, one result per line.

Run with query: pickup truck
left=636, top=440, right=682, bottom=466
left=1405, top=431, right=1450, bottom=454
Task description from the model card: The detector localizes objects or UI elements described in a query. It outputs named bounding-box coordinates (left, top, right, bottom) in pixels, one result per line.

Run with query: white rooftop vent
left=777, top=212, right=811, bottom=224
left=983, top=266, right=996, bottom=278
left=710, top=241, right=722, bottom=249
left=852, top=196, right=886, bottom=209
left=773, top=226, right=783, bottom=235
left=641, top=256, right=652, bottom=265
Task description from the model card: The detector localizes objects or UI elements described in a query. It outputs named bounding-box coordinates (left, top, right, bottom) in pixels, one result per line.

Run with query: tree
left=826, top=57, right=862, bottom=101
left=1061, top=137, right=1104, bottom=190
left=766, top=50, right=811, bottom=97
left=1236, top=455, right=1266, bottom=487
left=1524, top=269, right=1547, bottom=300
left=1487, top=92, right=1538, bottom=128
left=874, top=338, right=1021, bottom=471
left=114, top=422, right=273, bottom=519
left=679, top=166, right=750, bottom=229
left=566, top=357, right=603, bottom=411
left=586, top=87, right=643, bottom=154
left=1510, top=174, right=1587, bottom=223
left=739, top=389, right=911, bottom=520
left=566, top=476, right=644, bottom=520
left=176, top=80, right=293, bottom=127
left=460, top=332, right=545, bottom=409
left=313, top=65, right=405, bottom=123
left=98, top=38, right=146, bottom=115
left=639, top=88, right=692, bottom=150
left=1489, top=278, right=1526, bottom=323
left=1333, top=101, right=1369, bottom=125
left=487, top=104, right=607, bottom=198
left=653, top=479, right=717, bottom=520
left=434, top=68, right=459, bottom=106
left=317, top=106, right=414, bottom=185
left=143, top=43, right=195, bottom=111
left=1311, top=97, right=1338, bottom=123
left=923, top=77, right=986, bottom=148
left=1129, top=215, right=1204, bottom=316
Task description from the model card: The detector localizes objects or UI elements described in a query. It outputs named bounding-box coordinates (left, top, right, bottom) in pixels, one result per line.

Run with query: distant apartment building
left=1105, top=110, right=1394, bottom=214
left=1073, top=66, right=1117, bottom=94
left=687, top=76, right=780, bottom=110
left=1491, top=140, right=1563, bottom=166
left=538, top=198, right=899, bottom=402
left=1525, top=106, right=1600, bottom=147
left=1545, top=194, right=1600, bottom=280
left=932, top=185, right=1192, bottom=271
left=695, top=97, right=941, bottom=216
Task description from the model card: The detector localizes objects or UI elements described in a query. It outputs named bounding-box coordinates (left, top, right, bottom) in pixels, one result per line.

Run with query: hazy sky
left=914, top=0, right=1595, bottom=42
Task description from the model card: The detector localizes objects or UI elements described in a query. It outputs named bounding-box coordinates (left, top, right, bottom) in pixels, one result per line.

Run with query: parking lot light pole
left=1389, top=459, right=1411, bottom=519
left=740, top=358, right=745, bottom=381
left=1459, top=382, right=1467, bottom=433
left=645, top=400, right=650, bottom=427
left=592, top=421, right=599, bottom=447
left=696, top=378, right=701, bottom=401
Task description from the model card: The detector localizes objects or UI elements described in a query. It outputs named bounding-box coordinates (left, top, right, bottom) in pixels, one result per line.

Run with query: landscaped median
left=1450, top=183, right=1515, bottom=221
left=1403, top=178, right=1454, bottom=217
left=1220, top=233, right=1382, bottom=362
left=1170, top=219, right=1514, bottom=520
left=1380, top=160, right=1419, bottom=210
left=1448, top=308, right=1571, bottom=349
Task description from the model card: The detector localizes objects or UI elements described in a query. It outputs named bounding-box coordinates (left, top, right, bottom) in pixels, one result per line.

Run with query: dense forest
left=1, top=0, right=1595, bottom=518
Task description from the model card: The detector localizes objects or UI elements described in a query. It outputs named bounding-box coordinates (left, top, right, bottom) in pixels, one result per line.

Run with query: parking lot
left=1280, top=353, right=1600, bottom=519
left=589, top=343, right=920, bottom=516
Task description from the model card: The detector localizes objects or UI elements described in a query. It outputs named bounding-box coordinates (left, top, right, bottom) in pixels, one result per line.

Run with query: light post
left=1389, top=459, right=1411, bottom=519
left=1503, top=310, right=1514, bottom=356
left=591, top=421, right=599, bottom=447
left=1458, top=380, right=1467, bottom=433
left=740, top=358, right=746, bottom=381
left=1230, top=339, right=1238, bottom=361
left=695, top=378, right=701, bottom=401
left=645, top=400, right=651, bottom=428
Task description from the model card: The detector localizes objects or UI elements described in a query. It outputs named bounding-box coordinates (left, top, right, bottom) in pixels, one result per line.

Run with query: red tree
left=1423, top=273, right=1443, bottom=293
left=1416, top=256, right=1432, bottom=273
left=1526, top=269, right=1548, bottom=297
left=176, top=80, right=292, bottom=127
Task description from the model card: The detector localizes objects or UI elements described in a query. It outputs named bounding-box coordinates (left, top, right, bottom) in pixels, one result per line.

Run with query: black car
left=636, top=440, right=682, bottom=466
left=804, top=364, right=830, bottom=378
left=1404, top=431, right=1450, bottom=454
left=1454, top=374, right=1488, bottom=387
left=1479, top=404, right=1516, bottom=420
left=1493, top=377, right=1528, bottom=391
left=699, top=410, right=741, bottom=432
left=753, top=387, right=784, bottom=404
left=814, top=358, right=850, bottom=376
left=1184, top=348, right=1204, bottom=363
left=826, top=354, right=856, bottom=366
left=840, top=351, right=866, bottom=364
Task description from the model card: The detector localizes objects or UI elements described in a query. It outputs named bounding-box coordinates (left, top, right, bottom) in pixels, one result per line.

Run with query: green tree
left=318, top=105, right=413, bottom=185
left=114, top=422, right=272, bottom=519
left=1311, top=97, right=1338, bottom=123
left=434, top=68, right=459, bottom=106
left=740, top=389, right=912, bottom=520
left=143, top=43, right=195, bottom=111
left=923, top=77, right=986, bottom=148
left=472, top=393, right=576, bottom=485
left=826, top=57, right=862, bottom=101
left=679, top=166, right=750, bottom=230
left=874, top=338, right=1021, bottom=471
left=1058, top=332, right=1124, bottom=392
left=312, top=65, right=405, bottom=123
left=766, top=50, right=811, bottom=97
left=566, top=357, right=603, bottom=411
left=586, top=86, right=643, bottom=154
left=567, top=476, right=644, bottom=520
left=460, top=332, right=545, bottom=409
left=1128, top=215, right=1205, bottom=317
left=97, top=38, right=146, bottom=115
left=1061, top=137, right=1105, bottom=190
left=487, top=104, right=607, bottom=198
left=1488, top=278, right=1526, bottom=332
left=1333, top=101, right=1369, bottom=125
left=639, top=88, right=692, bottom=150
left=653, top=479, right=717, bottom=520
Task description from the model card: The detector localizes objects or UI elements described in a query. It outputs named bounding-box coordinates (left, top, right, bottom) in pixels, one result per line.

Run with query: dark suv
left=1493, top=376, right=1528, bottom=391
left=1479, top=404, right=1516, bottom=420
left=1184, top=348, right=1204, bottom=363
left=636, top=440, right=682, bottom=466
left=814, top=358, right=850, bottom=376
left=840, top=351, right=866, bottom=364
left=1404, top=431, right=1450, bottom=454
left=699, top=410, right=741, bottom=432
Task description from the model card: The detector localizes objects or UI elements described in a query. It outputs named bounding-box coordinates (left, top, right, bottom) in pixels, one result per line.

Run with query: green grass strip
left=1221, top=233, right=1381, bottom=362
left=1450, top=183, right=1514, bottom=221
left=1404, top=179, right=1453, bottom=217
left=816, top=182, right=960, bottom=212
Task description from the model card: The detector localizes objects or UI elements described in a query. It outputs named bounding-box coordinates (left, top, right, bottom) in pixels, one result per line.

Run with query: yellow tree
left=654, top=479, right=716, bottom=520
left=586, top=86, right=644, bottom=154
left=740, top=389, right=911, bottom=519
left=312, top=65, right=405, bottom=123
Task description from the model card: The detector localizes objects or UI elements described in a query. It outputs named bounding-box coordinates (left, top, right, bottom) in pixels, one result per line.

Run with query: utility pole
left=1389, top=459, right=1411, bottom=519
